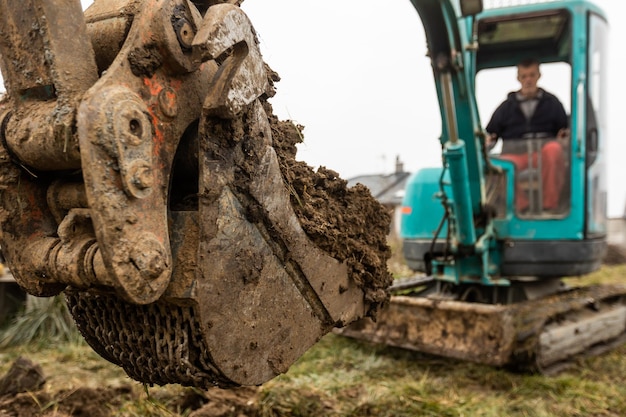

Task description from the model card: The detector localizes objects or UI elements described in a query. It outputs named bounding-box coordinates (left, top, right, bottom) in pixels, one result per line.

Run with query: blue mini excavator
left=340, top=0, right=626, bottom=371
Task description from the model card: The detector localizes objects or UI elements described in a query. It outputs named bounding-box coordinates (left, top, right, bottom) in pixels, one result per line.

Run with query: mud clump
left=0, top=357, right=45, bottom=396
left=127, top=44, right=163, bottom=77
left=265, top=101, right=393, bottom=313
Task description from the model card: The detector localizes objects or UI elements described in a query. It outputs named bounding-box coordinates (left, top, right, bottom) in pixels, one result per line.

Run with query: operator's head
left=517, top=58, right=541, bottom=98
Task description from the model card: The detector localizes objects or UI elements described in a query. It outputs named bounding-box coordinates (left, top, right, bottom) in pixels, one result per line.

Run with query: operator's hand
left=556, top=128, right=570, bottom=147
left=485, top=132, right=498, bottom=150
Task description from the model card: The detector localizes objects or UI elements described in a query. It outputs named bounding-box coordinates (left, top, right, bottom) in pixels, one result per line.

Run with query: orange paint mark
left=143, top=75, right=164, bottom=97
left=141, top=75, right=166, bottom=159
left=169, top=78, right=182, bottom=91
left=164, top=90, right=176, bottom=104
left=401, top=206, right=412, bottom=215
left=140, top=75, right=181, bottom=164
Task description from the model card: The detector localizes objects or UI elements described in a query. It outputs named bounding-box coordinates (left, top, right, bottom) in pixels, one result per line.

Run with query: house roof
left=348, top=171, right=411, bottom=206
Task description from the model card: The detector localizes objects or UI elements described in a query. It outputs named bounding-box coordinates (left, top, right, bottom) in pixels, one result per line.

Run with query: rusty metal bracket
left=0, top=0, right=98, bottom=171
left=0, top=0, right=213, bottom=303
left=76, top=0, right=210, bottom=303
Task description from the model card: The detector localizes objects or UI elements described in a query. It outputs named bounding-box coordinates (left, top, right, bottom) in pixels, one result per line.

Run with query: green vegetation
left=258, top=331, right=626, bottom=416
left=0, top=294, right=82, bottom=348
left=255, top=264, right=626, bottom=417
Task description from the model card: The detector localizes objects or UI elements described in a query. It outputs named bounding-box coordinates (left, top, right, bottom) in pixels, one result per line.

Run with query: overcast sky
left=2, top=0, right=623, bottom=216
left=240, top=0, right=625, bottom=216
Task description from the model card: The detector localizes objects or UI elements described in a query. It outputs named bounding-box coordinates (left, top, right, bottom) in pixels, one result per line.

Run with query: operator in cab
left=486, top=58, right=569, bottom=214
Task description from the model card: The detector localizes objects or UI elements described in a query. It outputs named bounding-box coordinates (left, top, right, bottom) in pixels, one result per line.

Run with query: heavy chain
left=65, top=290, right=238, bottom=388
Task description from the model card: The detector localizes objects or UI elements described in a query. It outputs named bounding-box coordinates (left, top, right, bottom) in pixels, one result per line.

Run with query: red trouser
left=499, top=140, right=564, bottom=211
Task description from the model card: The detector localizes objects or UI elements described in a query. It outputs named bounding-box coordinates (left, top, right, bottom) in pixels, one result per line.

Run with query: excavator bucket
left=0, top=0, right=391, bottom=387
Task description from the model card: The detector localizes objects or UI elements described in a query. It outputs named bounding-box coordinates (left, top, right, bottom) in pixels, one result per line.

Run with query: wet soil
left=0, top=356, right=259, bottom=417
left=0, top=384, right=257, bottom=417
left=0, top=385, right=135, bottom=417
left=265, top=99, right=393, bottom=311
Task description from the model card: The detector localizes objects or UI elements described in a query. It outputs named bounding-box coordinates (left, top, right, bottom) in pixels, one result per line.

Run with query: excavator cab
left=401, top=0, right=609, bottom=286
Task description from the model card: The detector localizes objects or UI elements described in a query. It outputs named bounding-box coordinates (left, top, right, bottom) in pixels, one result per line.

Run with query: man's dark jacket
left=486, top=89, right=568, bottom=140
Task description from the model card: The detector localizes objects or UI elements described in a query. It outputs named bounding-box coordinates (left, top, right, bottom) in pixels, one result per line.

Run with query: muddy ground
left=0, top=385, right=138, bottom=417
left=0, top=350, right=261, bottom=417
left=0, top=367, right=259, bottom=417
left=0, top=387, right=258, bottom=417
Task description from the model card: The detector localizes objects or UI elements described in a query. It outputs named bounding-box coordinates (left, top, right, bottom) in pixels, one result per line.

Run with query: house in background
left=348, top=156, right=411, bottom=238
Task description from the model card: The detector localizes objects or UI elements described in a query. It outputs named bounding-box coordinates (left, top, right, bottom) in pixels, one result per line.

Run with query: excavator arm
left=0, top=0, right=392, bottom=387
left=408, top=0, right=499, bottom=283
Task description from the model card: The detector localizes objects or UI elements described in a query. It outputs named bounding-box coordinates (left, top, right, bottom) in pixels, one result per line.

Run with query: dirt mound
left=266, top=101, right=393, bottom=313
left=0, top=354, right=133, bottom=417
left=0, top=357, right=45, bottom=396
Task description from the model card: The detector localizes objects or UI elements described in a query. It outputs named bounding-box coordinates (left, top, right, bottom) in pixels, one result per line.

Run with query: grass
left=564, top=263, right=626, bottom=286
left=0, top=264, right=625, bottom=416
left=0, top=294, right=82, bottom=348
left=4, top=332, right=626, bottom=416
left=259, top=329, right=626, bottom=416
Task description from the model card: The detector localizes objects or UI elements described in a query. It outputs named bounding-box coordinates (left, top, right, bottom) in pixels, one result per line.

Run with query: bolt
left=172, top=6, right=196, bottom=50
left=158, top=87, right=178, bottom=118
left=177, top=20, right=195, bottom=49
left=130, top=235, right=167, bottom=280
left=132, top=165, right=154, bottom=190
left=115, top=105, right=148, bottom=146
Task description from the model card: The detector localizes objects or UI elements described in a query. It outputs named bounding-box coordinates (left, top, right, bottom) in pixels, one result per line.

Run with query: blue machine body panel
left=401, top=168, right=449, bottom=241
